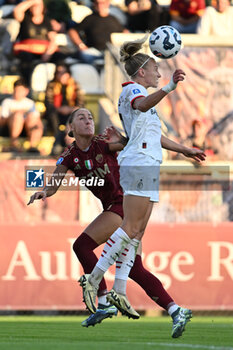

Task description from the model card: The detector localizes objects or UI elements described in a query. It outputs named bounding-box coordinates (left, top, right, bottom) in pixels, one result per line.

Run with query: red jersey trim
left=131, top=95, right=145, bottom=108
left=122, top=81, right=135, bottom=87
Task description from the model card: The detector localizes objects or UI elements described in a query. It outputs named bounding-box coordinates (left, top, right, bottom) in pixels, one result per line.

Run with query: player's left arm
left=161, top=135, right=206, bottom=162
left=103, top=126, right=128, bottom=152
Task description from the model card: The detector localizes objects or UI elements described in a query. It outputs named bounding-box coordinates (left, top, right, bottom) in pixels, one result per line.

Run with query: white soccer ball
left=149, top=25, right=182, bottom=59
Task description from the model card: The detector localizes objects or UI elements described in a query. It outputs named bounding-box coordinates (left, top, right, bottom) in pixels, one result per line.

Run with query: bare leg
left=24, top=112, right=43, bottom=148
left=122, top=195, right=153, bottom=240
left=7, top=112, right=24, bottom=147
left=85, top=211, right=122, bottom=244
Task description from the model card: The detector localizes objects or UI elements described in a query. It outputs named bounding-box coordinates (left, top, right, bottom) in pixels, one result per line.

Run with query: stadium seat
left=30, top=63, right=56, bottom=98
left=70, top=63, right=101, bottom=94
left=99, top=68, right=105, bottom=93
left=69, top=2, right=92, bottom=23
left=55, top=33, right=75, bottom=51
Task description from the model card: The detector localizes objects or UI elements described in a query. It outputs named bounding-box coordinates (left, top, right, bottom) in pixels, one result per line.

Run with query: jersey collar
left=122, top=81, right=135, bottom=87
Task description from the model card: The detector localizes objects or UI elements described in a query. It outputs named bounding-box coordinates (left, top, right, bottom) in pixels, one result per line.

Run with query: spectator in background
left=44, top=63, right=84, bottom=155
left=197, top=0, right=233, bottom=35
left=45, top=0, right=76, bottom=33
left=0, top=78, right=43, bottom=152
left=0, top=0, right=21, bottom=60
left=169, top=0, right=206, bottom=33
left=68, top=0, right=126, bottom=64
left=13, top=0, right=62, bottom=84
left=125, top=0, right=169, bottom=33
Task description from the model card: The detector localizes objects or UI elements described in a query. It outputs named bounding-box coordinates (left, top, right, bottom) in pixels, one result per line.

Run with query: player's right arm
left=133, top=70, right=185, bottom=112
left=27, top=164, right=68, bottom=205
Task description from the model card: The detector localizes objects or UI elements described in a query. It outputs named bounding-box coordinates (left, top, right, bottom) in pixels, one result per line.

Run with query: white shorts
left=119, top=155, right=161, bottom=202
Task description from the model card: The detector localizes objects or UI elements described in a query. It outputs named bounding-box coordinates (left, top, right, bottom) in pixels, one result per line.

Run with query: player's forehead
left=74, top=109, right=93, bottom=119
left=147, top=58, right=158, bottom=69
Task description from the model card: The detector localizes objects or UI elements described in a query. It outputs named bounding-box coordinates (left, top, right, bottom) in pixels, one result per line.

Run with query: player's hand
left=27, top=191, right=47, bottom=205
left=162, top=69, right=185, bottom=93
left=182, top=147, right=206, bottom=162
left=173, top=69, right=185, bottom=84
left=103, top=126, right=123, bottom=144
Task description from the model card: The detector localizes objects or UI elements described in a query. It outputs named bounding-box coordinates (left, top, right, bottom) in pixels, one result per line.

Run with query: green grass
left=0, top=315, right=232, bottom=350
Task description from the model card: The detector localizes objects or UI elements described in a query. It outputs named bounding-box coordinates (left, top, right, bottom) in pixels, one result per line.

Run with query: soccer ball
left=149, top=26, right=182, bottom=59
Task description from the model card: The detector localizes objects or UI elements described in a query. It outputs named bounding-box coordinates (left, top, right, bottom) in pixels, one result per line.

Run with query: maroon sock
left=73, top=232, right=107, bottom=296
left=129, top=255, right=174, bottom=310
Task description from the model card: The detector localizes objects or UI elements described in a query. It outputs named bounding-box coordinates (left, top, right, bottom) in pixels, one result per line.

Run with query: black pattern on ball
left=162, top=29, right=175, bottom=51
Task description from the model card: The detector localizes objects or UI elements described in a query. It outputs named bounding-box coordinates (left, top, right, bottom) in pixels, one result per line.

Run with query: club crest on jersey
left=74, top=157, right=79, bottom=163
left=96, top=154, right=103, bottom=163
left=133, top=88, right=140, bottom=94
left=84, top=159, right=93, bottom=170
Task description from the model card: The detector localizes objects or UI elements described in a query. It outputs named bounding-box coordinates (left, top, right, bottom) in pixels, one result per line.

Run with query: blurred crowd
left=0, top=0, right=233, bottom=155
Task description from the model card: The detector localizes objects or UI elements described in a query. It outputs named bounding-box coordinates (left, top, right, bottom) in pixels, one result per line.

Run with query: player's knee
left=72, top=235, right=82, bottom=257
left=122, top=219, right=145, bottom=238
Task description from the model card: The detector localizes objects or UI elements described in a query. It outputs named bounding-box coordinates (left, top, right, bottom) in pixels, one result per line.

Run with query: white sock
left=98, top=294, right=109, bottom=307
left=113, top=238, right=140, bottom=295
left=167, top=303, right=179, bottom=316
left=96, top=228, right=131, bottom=271
left=89, top=228, right=131, bottom=287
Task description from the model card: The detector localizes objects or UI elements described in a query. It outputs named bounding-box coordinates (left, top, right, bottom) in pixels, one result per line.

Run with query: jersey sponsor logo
left=83, top=163, right=110, bottom=180
left=84, top=159, right=93, bottom=170
left=56, top=157, right=64, bottom=165
left=96, top=154, right=103, bottom=163
left=133, top=88, right=141, bottom=94
left=74, top=157, right=79, bottom=163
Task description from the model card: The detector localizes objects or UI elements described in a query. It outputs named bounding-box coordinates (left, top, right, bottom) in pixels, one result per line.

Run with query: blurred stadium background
left=0, top=22, right=233, bottom=317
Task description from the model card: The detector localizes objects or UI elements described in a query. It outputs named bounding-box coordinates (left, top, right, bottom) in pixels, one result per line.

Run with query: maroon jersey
left=57, top=136, right=123, bottom=210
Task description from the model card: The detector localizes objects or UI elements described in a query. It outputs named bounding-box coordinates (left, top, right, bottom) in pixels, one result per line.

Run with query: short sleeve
left=128, top=84, right=146, bottom=107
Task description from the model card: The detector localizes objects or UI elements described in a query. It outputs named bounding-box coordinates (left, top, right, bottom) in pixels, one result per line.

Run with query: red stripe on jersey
left=116, top=261, right=122, bottom=264
left=116, top=266, right=121, bottom=268
left=122, top=253, right=127, bottom=256
left=107, top=242, right=112, bottom=247
left=122, top=81, right=135, bottom=87
left=103, top=250, right=107, bottom=254
left=101, top=254, right=104, bottom=257
left=109, top=238, right=115, bottom=244
left=131, top=95, right=144, bottom=108
left=125, top=248, right=129, bottom=252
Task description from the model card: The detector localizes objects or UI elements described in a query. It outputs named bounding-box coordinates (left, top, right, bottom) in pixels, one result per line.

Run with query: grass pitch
left=0, top=315, right=232, bottom=350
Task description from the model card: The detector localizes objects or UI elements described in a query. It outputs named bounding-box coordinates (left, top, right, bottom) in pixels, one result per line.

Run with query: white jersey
left=118, top=81, right=162, bottom=164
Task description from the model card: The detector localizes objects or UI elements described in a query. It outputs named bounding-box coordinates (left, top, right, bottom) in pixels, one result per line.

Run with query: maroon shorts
left=103, top=201, right=123, bottom=219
